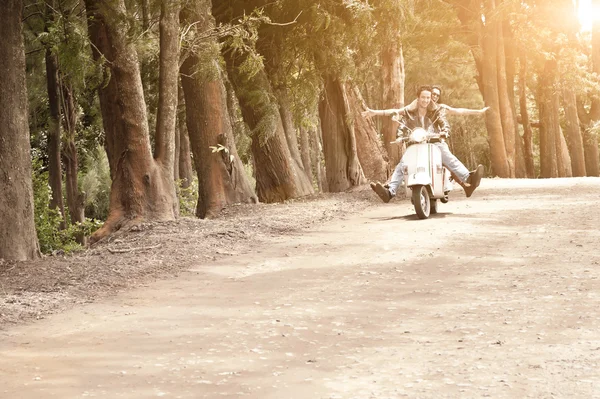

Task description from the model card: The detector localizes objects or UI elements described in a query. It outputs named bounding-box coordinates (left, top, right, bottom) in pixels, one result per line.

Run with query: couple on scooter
left=362, top=85, right=485, bottom=203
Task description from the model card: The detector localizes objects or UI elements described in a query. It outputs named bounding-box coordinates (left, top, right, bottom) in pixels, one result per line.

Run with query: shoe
left=370, top=181, right=392, bottom=203
left=463, top=165, right=484, bottom=198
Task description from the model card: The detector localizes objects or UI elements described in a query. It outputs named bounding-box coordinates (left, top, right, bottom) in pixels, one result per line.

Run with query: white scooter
left=392, top=125, right=453, bottom=219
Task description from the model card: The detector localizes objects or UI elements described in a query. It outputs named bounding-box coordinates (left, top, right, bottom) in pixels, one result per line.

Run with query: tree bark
left=299, top=126, right=312, bottom=182
left=84, top=0, right=179, bottom=243
left=45, top=46, right=66, bottom=222
left=276, top=89, right=310, bottom=181
left=318, top=76, right=366, bottom=192
left=481, top=0, right=510, bottom=177
left=537, top=61, right=559, bottom=178
left=180, top=0, right=257, bottom=218
left=0, top=0, right=40, bottom=260
left=61, top=83, right=86, bottom=233
left=518, top=56, right=536, bottom=177
left=495, top=16, right=516, bottom=177
left=177, top=84, right=194, bottom=188
left=502, top=16, right=527, bottom=178
left=381, top=43, right=404, bottom=167
left=349, top=85, right=388, bottom=182
left=562, top=88, right=587, bottom=176
left=311, top=125, right=326, bottom=193
left=223, top=70, right=312, bottom=203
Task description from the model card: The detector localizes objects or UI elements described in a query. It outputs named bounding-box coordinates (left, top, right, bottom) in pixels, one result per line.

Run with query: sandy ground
left=1, top=177, right=599, bottom=399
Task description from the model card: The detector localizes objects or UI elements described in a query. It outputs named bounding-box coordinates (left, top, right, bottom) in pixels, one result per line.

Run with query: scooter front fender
left=407, top=172, right=432, bottom=188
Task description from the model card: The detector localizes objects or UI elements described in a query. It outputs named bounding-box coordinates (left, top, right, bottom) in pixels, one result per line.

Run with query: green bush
left=80, top=146, right=111, bottom=221
left=176, top=177, right=198, bottom=217
left=32, top=157, right=102, bottom=254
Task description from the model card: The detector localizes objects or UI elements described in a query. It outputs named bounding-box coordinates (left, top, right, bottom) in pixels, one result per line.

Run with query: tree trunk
left=276, top=89, right=310, bottom=181
left=174, top=90, right=181, bottom=183
left=311, top=125, right=326, bottom=193
left=299, top=126, right=312, bottom=182
left=223, top=69, right=312, bottom=203
left=84, top=0, right=179, bottom=243
left=318, top=75, right=366, bottom=192
left=180, top=0, right=257, bottom=218
left=45, top=46, right=66, bottom=223
left=502, top=16, right=527, bottom=178
left=381, top=43, right=404, bottom=167
left=349, top=84, right=388, bottom=182
left=481, top=0, right=510, bottom=177
left=562, top=88, right=587, bottom=176
left=0, top=0, right=40, bottom=260
left=61, top=82, right=86, bottom=240
left=537, top=61, right=559, bottom=178
left=176, top=81, right=194, bottom=188
left=557, top=125, right=573, bottom=177
left=518, top=55, right=536, bottom=177
left=495, top=17, right=516, bottom=177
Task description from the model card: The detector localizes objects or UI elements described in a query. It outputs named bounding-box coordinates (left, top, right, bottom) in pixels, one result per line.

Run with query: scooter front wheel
left=412, top=185, right=430, bottom=219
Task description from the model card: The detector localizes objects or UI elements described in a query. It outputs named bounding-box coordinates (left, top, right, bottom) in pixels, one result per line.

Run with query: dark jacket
left=399, top=105, right=451, bottom=137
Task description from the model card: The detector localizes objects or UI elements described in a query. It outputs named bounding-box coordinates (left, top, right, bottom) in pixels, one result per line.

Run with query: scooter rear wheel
left=412, top=185, right=430, bottom=219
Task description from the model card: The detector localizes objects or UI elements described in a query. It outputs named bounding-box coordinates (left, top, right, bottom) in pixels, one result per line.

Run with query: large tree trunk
left=176, top=84, right=194, bottom=187
left=557, top=125, right=573, bottom=177
left=381, top=43, right=405, bottom=167
left=45, top=46, right=66, bottom=223
left=311, top=125, right=326, bottom=192
left=495, top=17, right=516, bottom=177
left=318, top=76, right=366, bottom=192
left=0, top=0, right=40, bottom=260
left=299, top=126, right=312, bottom=182
left=180, top=0, right=257, bottom=218
left=481, top=0, right=510, bottom=177
left=349, top=85, right=388, bottom=182
left=502, top=16, right=527, bottom=178
left=537, top=62, right=559, bottom=178
left=44, top=0, right=65, bottom=220
left=562, top=88, right=587, bottom=176
left=85, top=0, right=179, bottom=243
left=61, top=82, right=86, bottom=239
left=222, top=68, right=312, bottom=203
left=276, top=89, right=311, bottom=181
left=518, top=55, right=536, bottom=177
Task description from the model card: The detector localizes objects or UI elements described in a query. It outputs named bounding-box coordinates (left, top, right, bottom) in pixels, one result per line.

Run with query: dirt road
left=1, top=178, right=599, bottom=399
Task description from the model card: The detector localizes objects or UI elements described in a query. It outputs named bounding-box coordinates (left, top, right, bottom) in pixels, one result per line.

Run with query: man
left=430, top=85, right=489, bottom=115
left=365, top=85, right=489, bottom=117
left=362, top=85, right=484, bottom=202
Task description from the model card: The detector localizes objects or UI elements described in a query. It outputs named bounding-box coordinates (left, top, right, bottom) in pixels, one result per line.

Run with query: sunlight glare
left=578, top=0, right=600, bottom=31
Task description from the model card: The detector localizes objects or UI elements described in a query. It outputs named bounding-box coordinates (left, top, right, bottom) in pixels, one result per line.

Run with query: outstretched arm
left=362, top=99, right=418, bottom=118
left=441, top=104, right=490, bottom=116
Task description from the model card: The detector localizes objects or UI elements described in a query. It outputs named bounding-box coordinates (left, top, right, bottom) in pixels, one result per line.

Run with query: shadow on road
left=370, top=212, right=455, bottom=221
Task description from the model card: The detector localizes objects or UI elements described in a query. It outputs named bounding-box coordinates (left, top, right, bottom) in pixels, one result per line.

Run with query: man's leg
left=435, top=142, right=483, bottom=197
left=370, top=160, right=405, bottom=203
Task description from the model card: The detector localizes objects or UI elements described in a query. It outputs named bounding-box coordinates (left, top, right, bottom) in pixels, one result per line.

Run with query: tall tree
left=319, top=76, right=366, bottom=191
left=84, top=0, right=180, bottom=242
left=562, top=87, right=587, bottom=176
left=0, top=0, right=40, bottom=260
left=44, top=0, right=66, bottom=223
left=518, top=55, right=536, bottom=177
left=495, top=10, right=517, bottom=177
left=577, top=0, right=600, bottom=176
left=180, top=0, right=257, bottom=218
left=176, top=84, right=194, bottom=188
left=213, top=2, right=314, bottom=203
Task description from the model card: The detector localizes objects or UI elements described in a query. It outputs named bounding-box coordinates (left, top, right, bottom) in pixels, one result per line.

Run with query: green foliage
left=32, top=157, right=102, bottom=254
left=80, top=146, right=112, bottom=221
left=176, top=178, right=199, bottom=217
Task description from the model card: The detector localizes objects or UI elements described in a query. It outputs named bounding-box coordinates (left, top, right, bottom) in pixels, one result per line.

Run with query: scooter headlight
left=409, top=128, right=427, bottom=143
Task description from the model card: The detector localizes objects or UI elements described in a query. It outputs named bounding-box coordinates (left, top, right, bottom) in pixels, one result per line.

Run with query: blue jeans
left=388, top=142, right=470, bottom=196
